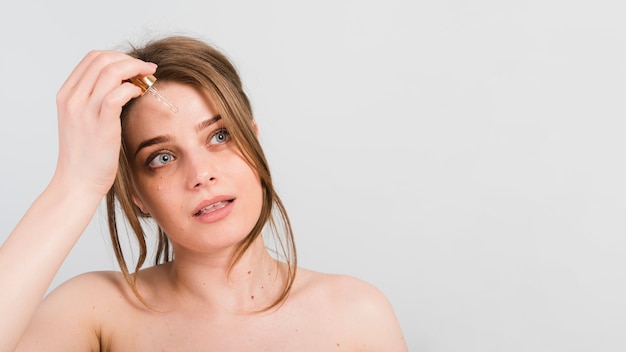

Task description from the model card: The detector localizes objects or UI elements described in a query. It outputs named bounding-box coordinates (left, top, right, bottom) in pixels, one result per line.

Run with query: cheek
left=239, top=166, right=264, bottom=209
left=134, top=174, right=176, bottom=212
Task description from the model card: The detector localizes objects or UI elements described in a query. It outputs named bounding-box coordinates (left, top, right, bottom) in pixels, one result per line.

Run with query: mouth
left=194, top=199, right=234, bottom=217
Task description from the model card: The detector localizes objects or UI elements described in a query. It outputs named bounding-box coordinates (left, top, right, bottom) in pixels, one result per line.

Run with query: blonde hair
left=105, top=35, right=296, bottom=310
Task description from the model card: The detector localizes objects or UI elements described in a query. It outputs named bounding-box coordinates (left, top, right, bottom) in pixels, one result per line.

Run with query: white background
left=1, top=0, right=626, bottom=351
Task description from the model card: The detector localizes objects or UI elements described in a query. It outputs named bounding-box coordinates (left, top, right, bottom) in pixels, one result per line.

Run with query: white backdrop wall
left=2, top=1, right=626, bottom=351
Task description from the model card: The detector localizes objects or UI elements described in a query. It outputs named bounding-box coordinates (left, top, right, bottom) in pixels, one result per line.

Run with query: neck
left=165, top=237, right=287, bottom=313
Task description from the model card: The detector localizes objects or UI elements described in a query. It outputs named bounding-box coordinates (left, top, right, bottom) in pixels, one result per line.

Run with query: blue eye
left=210, top=129, right=230, bottom=145
left=148, top=153, right=175, bottom=168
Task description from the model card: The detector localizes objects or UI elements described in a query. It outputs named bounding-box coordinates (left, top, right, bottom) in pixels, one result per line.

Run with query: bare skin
left=3, top=50, right=408, bottom=351
left=0, top=50, right=156, bottom=352
left=18, top=251, right=406, bottom=351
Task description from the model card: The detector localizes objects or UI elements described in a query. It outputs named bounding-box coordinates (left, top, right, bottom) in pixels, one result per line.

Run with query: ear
left=132, top=195, right=149, bottom=216
left=251, top=120, right=259, bottom=136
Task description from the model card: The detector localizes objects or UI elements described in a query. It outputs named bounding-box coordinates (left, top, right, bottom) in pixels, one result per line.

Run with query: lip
left=192, top=195, right=236, bottom=223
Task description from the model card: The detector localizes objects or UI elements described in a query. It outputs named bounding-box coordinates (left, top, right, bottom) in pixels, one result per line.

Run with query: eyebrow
left=196, top=114, right=222, bottom=134
left=133, top=115, right=222, bottom=159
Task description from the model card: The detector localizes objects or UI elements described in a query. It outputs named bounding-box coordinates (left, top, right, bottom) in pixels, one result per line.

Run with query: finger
left=58, top=50, right=124, bottom=100
left=56, top=51, right=101, bottom=110
left=98, top=82, right=144, bottom=124
left=86, top=58, right=157, bottom=117
left=57, top=51, right=134, bottom=118
left=59, top=50, right=102, bottom=92
left=68, top=51, right=140, bottom=107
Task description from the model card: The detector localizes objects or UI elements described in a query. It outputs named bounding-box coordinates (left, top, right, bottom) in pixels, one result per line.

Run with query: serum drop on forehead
left=131, top=75, right=179, bottom=113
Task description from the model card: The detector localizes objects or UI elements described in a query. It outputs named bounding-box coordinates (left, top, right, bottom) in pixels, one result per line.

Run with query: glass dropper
left=130, top=75, right=179, bottom=113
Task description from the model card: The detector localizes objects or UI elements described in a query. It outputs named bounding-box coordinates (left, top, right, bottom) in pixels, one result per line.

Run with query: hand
left=52, top=50, right=157, bottom=197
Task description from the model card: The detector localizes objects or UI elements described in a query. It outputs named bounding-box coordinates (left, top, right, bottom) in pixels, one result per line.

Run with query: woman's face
left=124, top=82, right=263, bottom=253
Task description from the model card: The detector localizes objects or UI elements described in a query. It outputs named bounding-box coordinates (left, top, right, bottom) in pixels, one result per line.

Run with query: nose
left=185, top=152, right=217, bottom=189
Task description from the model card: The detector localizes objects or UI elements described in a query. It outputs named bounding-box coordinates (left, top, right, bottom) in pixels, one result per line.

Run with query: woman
left=1, top=35, right=407, bottom=351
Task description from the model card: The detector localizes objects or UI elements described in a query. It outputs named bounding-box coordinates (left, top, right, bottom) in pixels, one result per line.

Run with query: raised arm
left=0, top=50, right=156, bottom=351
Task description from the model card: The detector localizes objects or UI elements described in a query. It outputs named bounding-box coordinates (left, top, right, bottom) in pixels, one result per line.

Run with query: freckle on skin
left=248, top=271, right=251, bottom=274
left=251, top=295, right=254, bottom=300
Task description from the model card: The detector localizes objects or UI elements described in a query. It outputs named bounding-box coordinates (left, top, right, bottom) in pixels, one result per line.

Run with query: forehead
left=123, top=82, right=220, bottom=140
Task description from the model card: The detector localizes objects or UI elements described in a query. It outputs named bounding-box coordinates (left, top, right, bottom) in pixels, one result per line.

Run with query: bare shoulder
left=43, top=270, right=131, bottom=309
left=297, top=269, right=388, bottom=306
left=294, top=268, right=408, bottom=351
left=16, top=271, right=128, bottom=352
left=53, top=270, right=126, bottom=293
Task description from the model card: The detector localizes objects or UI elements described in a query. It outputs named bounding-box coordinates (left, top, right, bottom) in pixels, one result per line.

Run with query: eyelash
left=209, top=128, right=230, bottom=145
left=146, top=150, right=175, bottom=169
left=144, top=128, right=231, bottom=170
